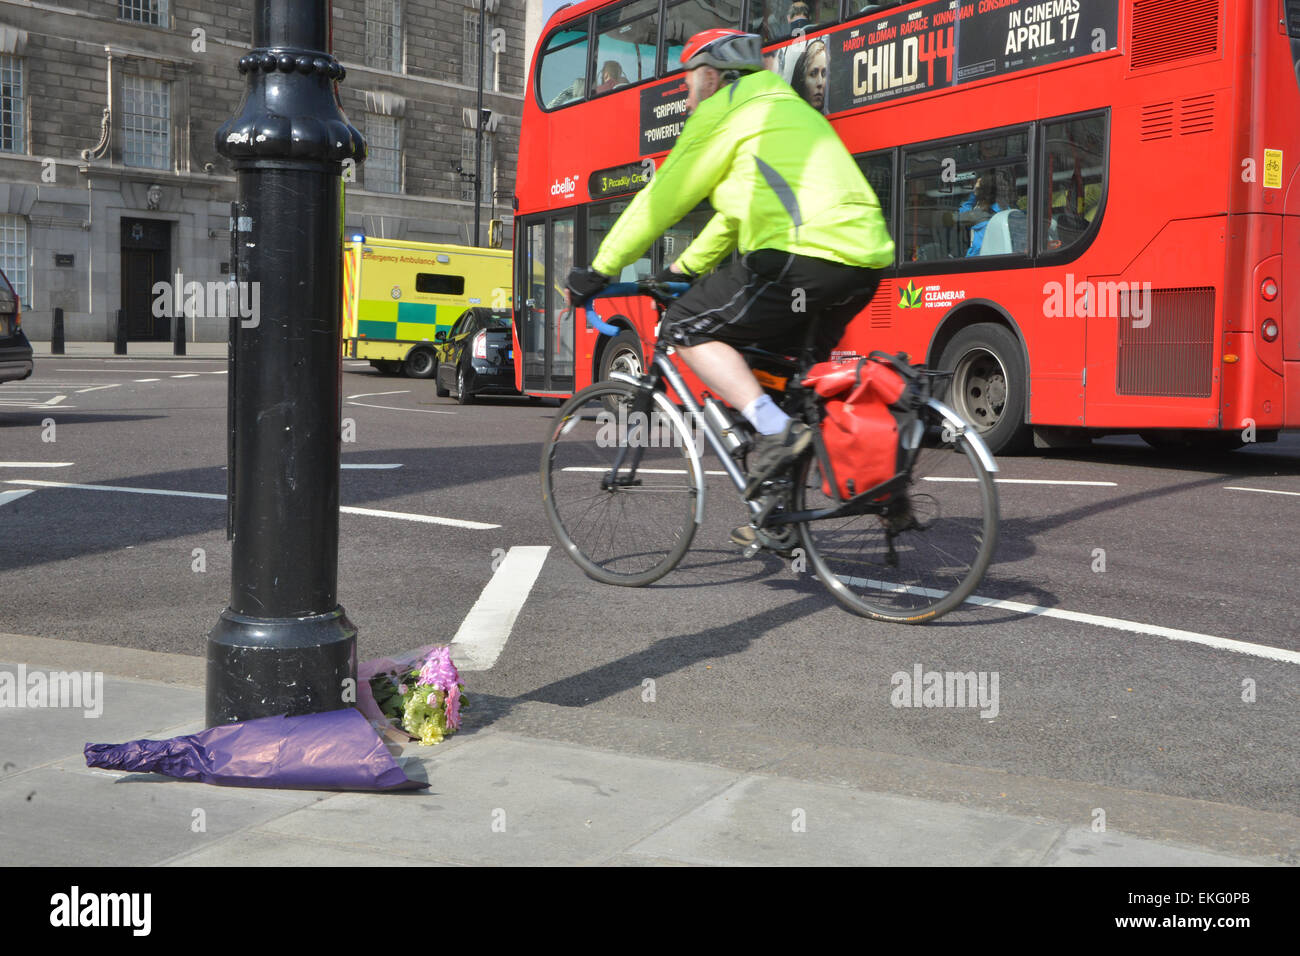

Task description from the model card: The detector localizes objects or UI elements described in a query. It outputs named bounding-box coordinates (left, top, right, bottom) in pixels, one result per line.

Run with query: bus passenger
left=595, top=60, right=630, bottom=94
left=956, top=175, right=1004, bottom=256
left=567, top=29, right=894, bottom=501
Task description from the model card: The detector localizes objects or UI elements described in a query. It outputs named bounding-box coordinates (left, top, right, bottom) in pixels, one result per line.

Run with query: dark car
left=0, top=269, right=33, bottom=385
left=434, top=308, right=520, bottom=404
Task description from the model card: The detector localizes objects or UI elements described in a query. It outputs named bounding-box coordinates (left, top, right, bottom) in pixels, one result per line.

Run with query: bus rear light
left=1261, top=278, right=1279, bottom=301
left=1261, top=319, right=1280, bottom=342
left=473, top=329, right=488, bottom=359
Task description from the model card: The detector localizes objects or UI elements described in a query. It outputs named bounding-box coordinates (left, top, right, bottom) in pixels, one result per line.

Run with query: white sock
left=742, top=394, right=790, bottom=436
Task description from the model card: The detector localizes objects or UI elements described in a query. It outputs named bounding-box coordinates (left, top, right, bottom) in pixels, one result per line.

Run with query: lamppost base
left=206, top=606, right=357, bottom=727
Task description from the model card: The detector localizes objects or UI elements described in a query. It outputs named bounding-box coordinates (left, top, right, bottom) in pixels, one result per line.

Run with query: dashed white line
left=562, top=466, right=729, bottom=476
left=451, top=546, right=550, bottom=670
left=3, top=479, right=497, bottom=528
left=171, top=373, right=199, bottom=379
left=1225, top=486, right=1300, bottom=498
left=41, top=395, right=67, bottom=406
left=922, top=478, right=1118, bottom=486
left=346, top=400, right=456, bottom=415
left=0, top=462, right=74, bottom=468
left=133, top=378, right=161, bottom=383
left=0, top=489, right=34, bottom=507
left=75, top=384, right=122, bottom=394
left=341, top=464, right=403, bottom=470
left=347, top=390, right=410, bottom=399
left=840, top=574, right=1300, bottom=665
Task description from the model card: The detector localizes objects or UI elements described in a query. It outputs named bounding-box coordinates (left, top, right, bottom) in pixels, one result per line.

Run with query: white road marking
left=338, top=505, right=496, bottom=529
left=922, top=477, right=1118, bottom=486
left=562, top=466, right=729, bottom=476
left=133, top=378, right=161, bottom=383
left=346, top=400, right=455, bottom=415
left=55, top=369, right=187, bottom=374
left=1225, top=486, right=1300, bottom=498
left=0, top=462, right=74, bottom=468
left=3, top=479, right=497, bottom=529
left=838, top=574, right=1300, bottom=665
left=0, top=401, right=78, bottom=409
left=75, top=384, right=121, bottom=394
left=341, top=463, right=403, bottom=470
left=0, top=489, right=34, bottom=507
left=42, top=395, right=66, bottom=406
left=347, top=390, right=410, bottom=399
left=171, top=373, right=199, bottom=379
left=451, top=546, right=549, bottom=671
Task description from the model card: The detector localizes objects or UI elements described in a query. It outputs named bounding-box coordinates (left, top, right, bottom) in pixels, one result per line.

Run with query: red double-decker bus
left=512, top=0, right=1300, bottom=454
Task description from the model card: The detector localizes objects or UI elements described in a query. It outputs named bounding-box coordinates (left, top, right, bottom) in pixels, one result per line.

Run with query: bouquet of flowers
left=361, top=646, right=467, bottom=745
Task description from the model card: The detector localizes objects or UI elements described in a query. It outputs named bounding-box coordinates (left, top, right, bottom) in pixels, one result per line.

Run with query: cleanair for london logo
left=550, top=174, right=578, bottom=197
left=898, top=281, right=923, bottom=309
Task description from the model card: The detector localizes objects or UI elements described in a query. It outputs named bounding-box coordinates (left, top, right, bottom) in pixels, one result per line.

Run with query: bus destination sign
left=589, top=162, right=654, bottom=200
left=639, top=78, right=690, bottom=155
left=818, top=0, right=1118, bottom=112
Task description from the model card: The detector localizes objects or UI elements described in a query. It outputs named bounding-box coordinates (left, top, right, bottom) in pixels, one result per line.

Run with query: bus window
left=1039, top=113, right=1107, bottom=254
left=749, top=0, right=841, bottom=44
left=588, top=199, right=652, bottom=282
left=903, top=131, right=1029, bottom=262
left=659, top=205, right=717, bottom=273
left=552, top=217, right=576, bottom=383
left=661, top=0, right=744, bottom=74
left=593, top=0, right=659, bottom=94
left=539, top=23, right=590, bottom=109
left=857, top=150, right=894, bottom=248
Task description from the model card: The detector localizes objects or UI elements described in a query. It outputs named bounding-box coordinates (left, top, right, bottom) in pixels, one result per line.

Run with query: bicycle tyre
left=541, top=380, right=703, bottom=587
left=794, top=404, right=998, bottom=623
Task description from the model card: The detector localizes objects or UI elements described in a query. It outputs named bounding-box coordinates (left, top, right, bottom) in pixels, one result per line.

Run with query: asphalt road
left=2, top=355, right=1297, bottom=821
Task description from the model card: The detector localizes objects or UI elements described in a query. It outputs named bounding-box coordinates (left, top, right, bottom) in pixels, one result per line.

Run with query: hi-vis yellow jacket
left=591, top=69, right=895, bottom=277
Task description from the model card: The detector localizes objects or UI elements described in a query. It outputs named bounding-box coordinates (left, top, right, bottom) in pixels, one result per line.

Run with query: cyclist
left=567, top=28, right=895, bottom=505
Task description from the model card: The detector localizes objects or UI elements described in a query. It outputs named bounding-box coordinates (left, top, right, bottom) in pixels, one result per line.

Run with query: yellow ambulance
left=342, top=236, right=512, bottom=377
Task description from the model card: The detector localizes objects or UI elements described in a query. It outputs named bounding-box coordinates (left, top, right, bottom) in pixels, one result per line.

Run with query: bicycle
left=539, top=280, right=1000, bottom=624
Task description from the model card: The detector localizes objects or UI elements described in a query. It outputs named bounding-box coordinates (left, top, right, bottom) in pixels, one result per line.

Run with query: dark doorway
left=120, top=218, right=172, bottom=341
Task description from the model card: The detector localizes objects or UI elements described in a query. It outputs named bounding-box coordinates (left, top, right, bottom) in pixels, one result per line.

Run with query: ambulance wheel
left=404, top=348, right=436, bottom=379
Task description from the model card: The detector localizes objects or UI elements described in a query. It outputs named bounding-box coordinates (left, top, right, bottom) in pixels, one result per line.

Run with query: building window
left=123, top=75, right=171, bottom=170
left=118, top=0, right=169, bottom=26
left=464, top=9, right=497, bottom=89
left=0, top=55, right=23, bottom=154
left=0, top=214, right=29, bottom=306
left=366, top=0, right=403, bottom=72
left=364, top=113, right=402, bottom=193
left=460, top=127, right=493, bottom=202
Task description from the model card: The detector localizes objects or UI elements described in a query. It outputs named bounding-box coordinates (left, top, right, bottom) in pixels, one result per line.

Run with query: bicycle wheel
left=795, top=404, right=998, bottom=623
left=541, top=380, right=703, bottom=586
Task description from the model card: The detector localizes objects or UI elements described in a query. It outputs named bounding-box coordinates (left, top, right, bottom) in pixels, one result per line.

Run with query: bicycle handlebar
left=577, top=280, right=692, bottom=336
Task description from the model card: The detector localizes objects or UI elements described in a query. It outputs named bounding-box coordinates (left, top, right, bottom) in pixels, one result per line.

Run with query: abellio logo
left=550, top=174, right=578, bottom=197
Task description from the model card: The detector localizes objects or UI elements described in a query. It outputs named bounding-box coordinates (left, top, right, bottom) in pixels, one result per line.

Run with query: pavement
left=1, top=632, right=1293, bottom=867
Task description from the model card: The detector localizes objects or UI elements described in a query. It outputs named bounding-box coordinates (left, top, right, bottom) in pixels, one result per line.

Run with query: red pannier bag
left=802, top=355, right=908, bottom=499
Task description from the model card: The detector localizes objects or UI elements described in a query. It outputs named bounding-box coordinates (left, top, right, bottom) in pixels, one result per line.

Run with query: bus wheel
left=404, top=348, right=436, bottom=379
left=599, top=331, right=643, bottom=413
left=939, top=324, right=1030, bottom=455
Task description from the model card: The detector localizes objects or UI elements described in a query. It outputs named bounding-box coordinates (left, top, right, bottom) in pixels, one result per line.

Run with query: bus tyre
left=598, top=330, right=643, bottom=413
left=404, top=348, right=436, bottom=379
left=939, top=324, right=1030, bottom=455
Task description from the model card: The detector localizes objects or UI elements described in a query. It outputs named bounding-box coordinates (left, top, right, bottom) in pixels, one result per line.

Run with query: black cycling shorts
left=661, top=248, right=881, bottom=361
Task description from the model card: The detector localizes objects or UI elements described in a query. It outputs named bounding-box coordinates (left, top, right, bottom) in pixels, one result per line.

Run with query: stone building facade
left=0, top=0, right=531, bottom=341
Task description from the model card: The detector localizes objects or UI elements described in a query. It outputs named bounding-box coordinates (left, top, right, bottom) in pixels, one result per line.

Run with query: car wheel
left=404, top=348, right=436, bottom=379
left=457, top=364, right=474, bottom=405
left=938, top=323, right=1030, bottom=455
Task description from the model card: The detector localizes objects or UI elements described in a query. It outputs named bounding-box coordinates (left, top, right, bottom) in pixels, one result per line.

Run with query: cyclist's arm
left=675, top=212, right=738, bottom=276
left=591, top=105, right=739, bottom=276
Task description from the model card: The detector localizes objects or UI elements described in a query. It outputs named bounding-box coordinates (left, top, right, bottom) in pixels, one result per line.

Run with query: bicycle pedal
left=742, top=542, right=763, bottom=559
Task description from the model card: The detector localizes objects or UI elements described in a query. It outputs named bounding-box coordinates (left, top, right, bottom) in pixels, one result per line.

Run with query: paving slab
left=625, top=774, right=1064, bottom=866
left=259, top=733, right=739, bottom=866
left=0, top=766, right=325, bottom=867
left=165, top=830, right=452, bottom=867
left=1041, top=827, right=1265, bottom=867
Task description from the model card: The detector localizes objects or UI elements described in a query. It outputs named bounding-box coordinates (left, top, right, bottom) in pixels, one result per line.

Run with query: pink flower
left=445, top=683, right=462, bottom=730
left=417, top=646, right=460, bottom=691
left=398, top=683, right=408, bottom=695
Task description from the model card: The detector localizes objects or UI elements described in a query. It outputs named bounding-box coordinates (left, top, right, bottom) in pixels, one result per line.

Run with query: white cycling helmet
left=680, top=29, right=764, bottom=73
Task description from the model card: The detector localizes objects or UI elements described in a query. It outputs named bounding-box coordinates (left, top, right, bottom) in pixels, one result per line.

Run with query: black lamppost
left=207, top=0, right=365, bottom=726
